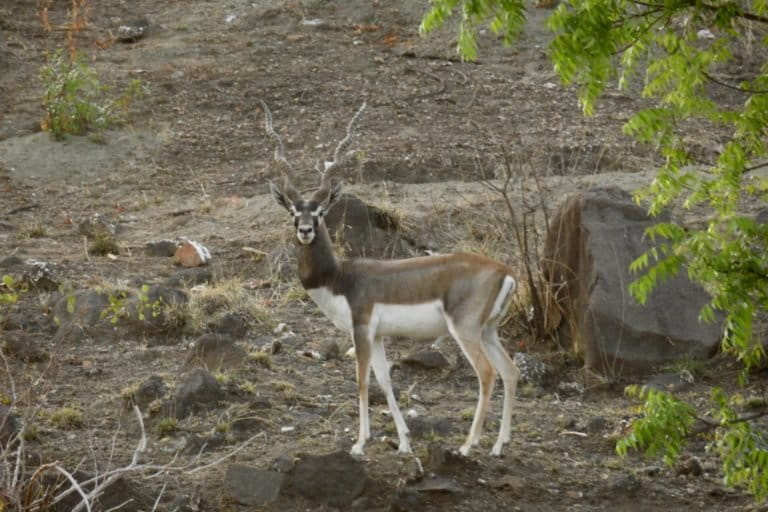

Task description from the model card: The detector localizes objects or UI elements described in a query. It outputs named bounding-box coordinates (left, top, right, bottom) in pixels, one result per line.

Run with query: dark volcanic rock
left=174, top=369, right=225, bottom=419
left=184, top=333, right=247, bottom=371
left=225, top=464, right=284, bottom=506
left=2, top=331, right=49, bottom=362
left=401, top=350, right=450, bottom=370
left=285, top=451, right=366, bottom=508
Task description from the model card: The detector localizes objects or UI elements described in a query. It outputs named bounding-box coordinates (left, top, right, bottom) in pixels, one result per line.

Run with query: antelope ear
left=269, top=181, right=292, bottom=211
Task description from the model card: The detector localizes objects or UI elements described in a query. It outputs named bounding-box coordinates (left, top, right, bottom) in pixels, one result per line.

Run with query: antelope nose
left=299, top=226, right=313, bottom=236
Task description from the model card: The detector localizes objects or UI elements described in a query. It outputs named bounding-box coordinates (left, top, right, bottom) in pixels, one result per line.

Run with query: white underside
left=306, top=287, right=449, bottom=338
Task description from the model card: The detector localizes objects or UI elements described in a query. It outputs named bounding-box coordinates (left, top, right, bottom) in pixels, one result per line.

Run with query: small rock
left=557, top=381, right=584, bottom=396
left=320, top=339, right=341, bottom=360
left=676, top=455, right=703, bottom=476
left=585, top=416, right=608, bottom=434
left=407, top=476, right=464, bottom=494
left=224, top=465, right=284, bottom=506
left=117, top=17, right=149, bottom=43
left=133, top=375, right=167, bottom=409
left=2, top=331, right=48, bottom=362
left=208, top=313, right=248, bottom=339
left=185, top=333, right=247, bottom=371
left=167, top=267, right=214, bottom=287
left=78, top=213, right=116, bottom=238
left=145, top=239, right=179, bottom=257
left=270, top=454, right=295, bottom=473
left=391, top=488, right=422, bottom=511
left=401, top=350, right=449, bottom=370
left=21, top=259, right=59, bottom=291
left=513, top=352, right=550, bottom=386
left=425, top=442, right=475, bottom=474
left=174, top=369, right=225, bottom=419
left=174, top=240, right=211, bottom=267
left=406, top=416, right=454, bottom=439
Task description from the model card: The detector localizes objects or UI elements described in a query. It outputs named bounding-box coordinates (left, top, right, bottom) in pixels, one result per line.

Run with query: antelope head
left=263, top=100, right=366, bottom=245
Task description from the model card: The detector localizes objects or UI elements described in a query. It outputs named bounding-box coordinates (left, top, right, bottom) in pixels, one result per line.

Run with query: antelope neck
left=296, top=223, right=339, bottom=290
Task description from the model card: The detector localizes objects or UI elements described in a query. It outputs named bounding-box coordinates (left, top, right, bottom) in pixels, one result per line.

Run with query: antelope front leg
left=370, top=338, right=411, bottom=454
left=350, top=326, right=372, bottom=456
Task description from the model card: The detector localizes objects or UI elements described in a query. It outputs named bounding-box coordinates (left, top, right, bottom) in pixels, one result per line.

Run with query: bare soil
left=0, top=1, right=759, bottom=510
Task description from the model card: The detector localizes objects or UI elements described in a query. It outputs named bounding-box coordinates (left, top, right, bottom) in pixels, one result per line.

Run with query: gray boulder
left=541, top=187, right=722, bottom=375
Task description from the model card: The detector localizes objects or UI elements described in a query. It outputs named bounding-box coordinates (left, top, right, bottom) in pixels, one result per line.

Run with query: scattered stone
left=207, top=312, right=248, bottom=339
left=0, top=255, right=24, bottom=268
left=407, top=475, right=464, bottom=494
left=391, top=488, right=423, bottom=512
left=21, top=259, right=59, bottom=291
left=425, top=442, right=476, bottom=474
left=224, top=464, right=284, bottom=506
left=585, top=416, right=608, bottom=434
left=117, top=17, right=150, bottom=43
left=185, top=333, right=247, bottom=371
left=231, top=416, right=270, bottom=441
left=174, top=369, right=225, bottom=419
left=645, top=373, right=693, bottom=393
left=320, top=339, right=341, bottom=360
left=78, top=213, right=116, bottom=238
left=369, top=381, right=400, bottom=406
left=174, top=240, right=211, bottom=267
left=590, top=474, right=642, bottom=499
left=406, top=416, right=454, bottom=439
left=0, top=404, right=21, bottom=445
left=557, top=381, right=584, bottom=397
left=145, top=239, right=179, bottom=257
left=1, top=331, right=48, bottom=362
left=542, top=187, right=723, bottom=374
left=270, top=454, right=295, bottom=473
left=285, top=451, right=366, bottom=509
left=401, top=350, right=450, bottom=370
left=513, top=352, right=550, bottom=386
left=675, top=455, right=703, bottom=476
left=133, top=375, right=167, bottom=409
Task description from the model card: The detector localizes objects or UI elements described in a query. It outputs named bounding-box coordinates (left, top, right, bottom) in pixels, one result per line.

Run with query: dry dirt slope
left=0, top=0, right=761, bottom=510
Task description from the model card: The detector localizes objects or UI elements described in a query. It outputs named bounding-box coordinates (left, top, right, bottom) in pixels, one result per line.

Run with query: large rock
left=325, top=193, right=413, bottom=258
left=541, top=187, right=722, bottom=374
left=284, top=451, right=366, bottom=508
left=174, top=369, right=225, bottom=419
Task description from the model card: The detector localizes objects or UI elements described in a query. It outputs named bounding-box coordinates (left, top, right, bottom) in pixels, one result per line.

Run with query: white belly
left=372, top=300, right=448, bottom=338
left=306, top=288, right=448, bottom=339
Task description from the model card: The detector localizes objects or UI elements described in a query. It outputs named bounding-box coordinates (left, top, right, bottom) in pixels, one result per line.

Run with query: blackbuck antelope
left=263, top=101, right=520, bottom=457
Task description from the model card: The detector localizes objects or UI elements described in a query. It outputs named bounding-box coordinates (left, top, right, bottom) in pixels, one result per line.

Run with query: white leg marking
left=490, top=275, right=517, bottom=320
left=482, top=325, right=520, bottom=457
left=445, top=316, right=495, bottom=457
left=370, top=337, right=411, bottom=454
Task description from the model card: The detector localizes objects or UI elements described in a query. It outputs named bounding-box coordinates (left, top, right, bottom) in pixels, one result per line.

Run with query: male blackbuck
left=263, top=101, right=520, bottom=457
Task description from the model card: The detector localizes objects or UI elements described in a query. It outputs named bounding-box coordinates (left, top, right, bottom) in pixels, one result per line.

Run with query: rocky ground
left=0, top=0, right=763, bottom=510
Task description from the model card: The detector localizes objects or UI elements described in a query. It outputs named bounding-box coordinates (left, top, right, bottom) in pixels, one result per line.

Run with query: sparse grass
left=120, top=383, right=139, bottom=402
left=88, top=231, right=120, bottom=256
left=23, top=424, right=40, bottom=442
left=18, top=222, right=47, bottom=239
left=215, top=421, right=231, bottom=434
left=271, top=380, right=298, bottom=401
left=49, top=407, right=83, bottom=430
left=281, top=281, right=308, bottom=304
left=157, top=417, right=178, bottom=437
left=214, top=371, right=231, bottom=386
left=249, top=350, right=272, bottom=369
left=460, top=408, right=474, bottom=421
left=186, top=277, right=272, bottom=333
left=238, top=380, right=258, bottom=394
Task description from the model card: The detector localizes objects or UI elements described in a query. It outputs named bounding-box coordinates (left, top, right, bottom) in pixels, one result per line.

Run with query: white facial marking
left=311, top=205, right=323, bottom=217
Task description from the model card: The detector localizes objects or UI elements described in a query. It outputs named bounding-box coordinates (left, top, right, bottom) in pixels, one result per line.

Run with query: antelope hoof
left=490, top=442, right=504, bottom=457
left=350, top=442, right=365, bottom=457
left=398, top=441, right=412, bottom=455
left=458, top=444, right=471, bottom=457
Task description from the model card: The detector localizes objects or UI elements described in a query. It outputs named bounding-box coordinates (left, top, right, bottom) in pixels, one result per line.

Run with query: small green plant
left=99, top=290, right=130, bottom=325
left=616, top=385, right=696, bottom=466
left=157, top=417, right=178, bottom=437
left=237, top=380, right=257, bottom=394
left=23, top=424, right=41, bottom=442
left=40, top=49, right=144, bottom=140
left=215, top=421, right=232, bottom=434
left=49, top=407, right=84, bottom=430
left=1, top=275, right=21, bottom=305
left=214, top=372, right=231, bottom=386
left=460, top=408, right=474, bottom=421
